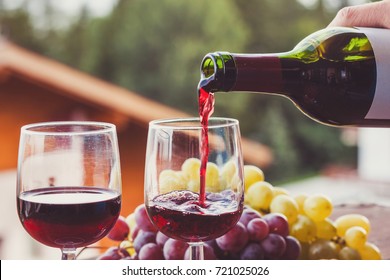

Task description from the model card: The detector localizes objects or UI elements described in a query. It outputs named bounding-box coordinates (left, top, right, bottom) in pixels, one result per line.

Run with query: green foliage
left=1, top=0, right=360, bottom=183
left=95, top=0, right=249, bottom=111
left=0, top=7, right=44, bottom=52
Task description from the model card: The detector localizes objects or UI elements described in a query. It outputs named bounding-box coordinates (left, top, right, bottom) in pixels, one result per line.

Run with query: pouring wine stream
left=198, top=87, right=215, bottom=207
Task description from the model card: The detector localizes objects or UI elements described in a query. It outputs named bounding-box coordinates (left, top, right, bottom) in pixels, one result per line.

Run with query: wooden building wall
left=0, top=75, right=146, bottom=216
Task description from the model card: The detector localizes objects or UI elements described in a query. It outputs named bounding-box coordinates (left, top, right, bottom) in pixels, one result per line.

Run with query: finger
left=328, top=1, right=390, bottom=29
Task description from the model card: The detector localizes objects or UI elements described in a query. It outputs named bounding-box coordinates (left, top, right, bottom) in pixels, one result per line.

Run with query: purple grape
left=281, top=236, right=301, bottom=260
left=163, top=238, right=188, bottom=260
left=156, top=231, right=170, bottom=247
left=131, top=225, right=140, bottom=241
left=247, top=218, right=269, bottom=241
left=216, top=222, right=248, bottom=253
left=205, top=240, right=238, bottom=260
left=134, top=204, right=157, bottom=232
left=133, top=230, right=157, bottom=253
left=262, top=213, right=289, bottom=237
left=184, top=243, right=217, bottom=260
left=240, top=243, right=265, bottom=260
left=107, top=216, right=130, bottom=241
left=239, top=208, right=262, bottom=226
left=260, top=233, right=286, bottom=259
left=138, top=243, right=164, bottom=260
left=206, top=239, right=230, bottom=259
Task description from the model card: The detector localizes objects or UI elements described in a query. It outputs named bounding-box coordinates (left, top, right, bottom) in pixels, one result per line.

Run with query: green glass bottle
left=199, top=27, right=390, bottom=127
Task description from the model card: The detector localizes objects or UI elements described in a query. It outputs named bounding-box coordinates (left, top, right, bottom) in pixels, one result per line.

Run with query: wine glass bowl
left=144, top=117, right=244, bottom=259
left=16, top=121, right=122, bottom=260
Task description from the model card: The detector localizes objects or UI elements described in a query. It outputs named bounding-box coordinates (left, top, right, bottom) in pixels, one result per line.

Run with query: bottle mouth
left=199, top=52, right=236, bottom=92
left=201, top=56, right=216, bottom=79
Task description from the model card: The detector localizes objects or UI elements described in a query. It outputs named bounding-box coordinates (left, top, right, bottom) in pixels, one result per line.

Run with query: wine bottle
left=198, top=27, right=390, bottom=127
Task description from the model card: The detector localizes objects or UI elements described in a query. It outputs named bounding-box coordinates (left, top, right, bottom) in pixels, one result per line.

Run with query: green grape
left=290, top=214, right=317, bottom=243
left=120, top=240, right=136, bottom=256
left=220, top=160, right=237, bottom=187
left=125, top=213, right=136, bottom=239
left=205, top=162, right=222, bottom=192
left=244, top=165, right=264, bottom=192
left=246, top=181, right=274, bottom=211
left=315, top=218, right=337, bottom=240
left=308, top=239, right=339, bottom=260
left=187, top=179, right=200, bottom=193
left=294, top=194, right=308, bottom=215
left=299, top=242, right=310, bottom=260
left=303, top=194, right=333, bottom=222
left=181, top=159, right=201, bottom=193
left=334, top=214, right=371, bottom=237
left=272, top=187, right=289, bottom=198
left=159, top=169, right=187, bottom=193
left=357, top=242, right=382, bottom=260
left=344, top=226, right=367, bottom=250
left=227, top=174, right=242, bottom=192
left=338, top=246, right=361, bottom=260
left=269, top=194, right=299, bottom=224
left=181, top=158, right=200, bottom=180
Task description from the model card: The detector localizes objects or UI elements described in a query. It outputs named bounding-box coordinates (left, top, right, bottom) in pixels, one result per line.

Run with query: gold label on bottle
left=360, top=27, right=390, bottom=120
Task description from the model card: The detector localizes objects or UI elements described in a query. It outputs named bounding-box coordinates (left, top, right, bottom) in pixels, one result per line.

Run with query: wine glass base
left=188, top=242, right=204, bottom=260
left=61, top=247, right=77, bottom=260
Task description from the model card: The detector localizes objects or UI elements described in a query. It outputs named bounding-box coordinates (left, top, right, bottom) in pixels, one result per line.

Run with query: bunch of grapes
left=96, top=163, right=382, bottom=260
left=158, top=157, right=242, bottom=194
left=98, top=203, right=299, bottom=260
left=243, top=165, right=382, bottom=260
left=97, top=204, right=218, bottom=260
left=210, top=208, right=301, bottom=260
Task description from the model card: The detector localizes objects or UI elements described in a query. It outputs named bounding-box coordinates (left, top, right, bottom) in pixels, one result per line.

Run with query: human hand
left=328, top=0, right=390, bottom=29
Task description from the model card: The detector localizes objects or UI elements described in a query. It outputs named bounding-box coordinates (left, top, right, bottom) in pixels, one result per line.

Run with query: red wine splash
left=198, top=87, right=215, bottom=206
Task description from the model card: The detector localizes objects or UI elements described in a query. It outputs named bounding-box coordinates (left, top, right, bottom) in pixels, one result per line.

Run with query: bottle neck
left=199, top=52, right=290, bottom=94
left=232, top=53, right=284, bottom=93
left=198, top=52, right=237, bottom=92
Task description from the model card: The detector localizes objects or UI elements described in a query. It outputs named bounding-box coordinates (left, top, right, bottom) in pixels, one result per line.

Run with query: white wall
left=0, top=169, right=58, bottom=259
left=358, top=128, right=390, bottom=182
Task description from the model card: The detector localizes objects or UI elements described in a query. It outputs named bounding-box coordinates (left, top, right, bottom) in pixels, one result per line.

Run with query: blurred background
left=1, top=0, right=369, bottom=181
left=1, top=0, right=389, bottom=259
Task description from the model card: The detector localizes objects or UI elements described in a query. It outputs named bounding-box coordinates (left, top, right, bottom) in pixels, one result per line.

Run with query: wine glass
left=144, top=117, right=244, bottom=260
left=17, top=121, right=122, bottom=260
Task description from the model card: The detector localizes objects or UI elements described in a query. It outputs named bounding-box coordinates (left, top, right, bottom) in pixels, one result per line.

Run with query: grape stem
left=75, top=246, right=107, bottom=259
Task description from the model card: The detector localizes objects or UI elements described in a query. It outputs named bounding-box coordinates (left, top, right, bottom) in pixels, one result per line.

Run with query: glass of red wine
left=17, top=121, right=122, bottom=260
left=144, top=117, right=244, bottom=260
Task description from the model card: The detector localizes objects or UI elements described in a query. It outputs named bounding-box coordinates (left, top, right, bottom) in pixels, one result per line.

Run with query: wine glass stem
left=188, top=242, right=204, bottom=260
left=61, top=247, right=77, bottom=260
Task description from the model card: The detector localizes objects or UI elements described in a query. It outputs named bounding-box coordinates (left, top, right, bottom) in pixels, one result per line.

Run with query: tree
left=0, top=4, right=43, bottom=52
left=87, top=0, right=249, bottom=111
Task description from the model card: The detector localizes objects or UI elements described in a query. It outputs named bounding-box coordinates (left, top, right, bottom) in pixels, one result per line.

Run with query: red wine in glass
left=147, top=190, right=241, bottom=242
left=18, top=187, right=121, bottom=248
